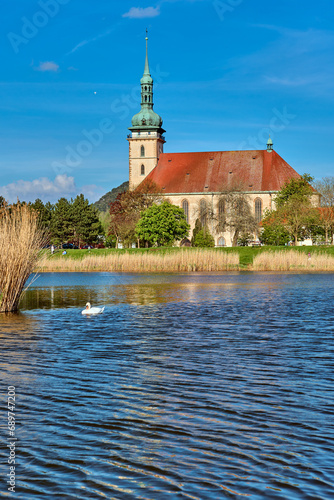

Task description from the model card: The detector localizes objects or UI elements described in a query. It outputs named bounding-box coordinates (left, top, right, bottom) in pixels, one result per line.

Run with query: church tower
left=128, top=33, right=166, bottom=190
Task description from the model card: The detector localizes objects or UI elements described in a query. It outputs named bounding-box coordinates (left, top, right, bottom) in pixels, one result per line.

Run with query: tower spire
left=127, top=32, right=166, bottom=191
left=144, top=29, right=150, bottom=76
left=129, top=32, right=164, bottom=133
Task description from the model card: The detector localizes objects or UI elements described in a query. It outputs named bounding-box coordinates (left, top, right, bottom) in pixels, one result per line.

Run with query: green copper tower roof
left=130, top=32, right=164, bottom=132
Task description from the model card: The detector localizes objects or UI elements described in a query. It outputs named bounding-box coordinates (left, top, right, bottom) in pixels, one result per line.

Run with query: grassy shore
left=37, top=246, right=334, bottom=273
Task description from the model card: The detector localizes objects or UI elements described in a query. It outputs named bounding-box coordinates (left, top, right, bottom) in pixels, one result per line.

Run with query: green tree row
left=108, top=188, right=219, bottom=248
left=108, top=179, right=259, bottom=248
left=261, top=175, right=334, bottom=245
left=30, top=195, right=103, bottom=246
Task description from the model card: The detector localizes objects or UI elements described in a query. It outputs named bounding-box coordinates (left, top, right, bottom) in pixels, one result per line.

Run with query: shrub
left=192, top=221, right=215, bottom=248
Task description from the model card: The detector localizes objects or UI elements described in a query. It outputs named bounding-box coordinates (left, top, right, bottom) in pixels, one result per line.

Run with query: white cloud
left=0, top=175, right=76, bottom=203
left=0, top=175, right=98, bottom=204
left=67, top=39, right=90, bottom=55
left=122, top=6, right=160, bottom=18
left=35, top=61, right=59, bottom=72
left=66, top=27, right=115, bottom=55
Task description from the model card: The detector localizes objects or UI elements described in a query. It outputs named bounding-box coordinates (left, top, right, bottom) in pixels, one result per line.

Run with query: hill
left=94, top=181, right=129, bottom=212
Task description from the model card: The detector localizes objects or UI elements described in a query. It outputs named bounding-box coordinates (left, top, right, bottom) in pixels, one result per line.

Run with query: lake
left=1, top=272, right=334, bottom=499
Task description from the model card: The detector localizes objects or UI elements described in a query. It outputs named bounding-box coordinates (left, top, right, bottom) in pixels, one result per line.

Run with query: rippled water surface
left=1, top=272, right=334, bottom=499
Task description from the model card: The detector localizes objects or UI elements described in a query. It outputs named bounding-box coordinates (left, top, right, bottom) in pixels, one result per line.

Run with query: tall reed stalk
left=0, top=204, right=47, bottom=312
left=39, top=249, right=240, bottom=273
left=252, top=251, right=334, bottom=271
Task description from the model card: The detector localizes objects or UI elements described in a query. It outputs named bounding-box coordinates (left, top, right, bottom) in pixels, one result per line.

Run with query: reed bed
left=39, top=249, right=240, bottom=273
left=0, top=204, right=47, bottom=312
left=252, top=251, right=334, bottom=271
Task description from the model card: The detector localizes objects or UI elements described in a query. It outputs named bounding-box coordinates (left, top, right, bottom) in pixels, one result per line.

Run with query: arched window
left=217, top=198, right=226, bottom=231
left=255, top=198, right=262, bottom=223
left=182, top=199, right=189, bottom=223
left=148, top=96, right=151, bottom=102
left=217, top=237, right=226, bottom=247
left=141, top=145, right=145, bottom=157
left=141, top=164, right=145, bottom=176
left=145, top=86, right=147, bottom=91
left=200, top=199, right=207, bottom=227
left=145, top=95, right=147, bottom=102
left=218, top=199, right=225, bottom=217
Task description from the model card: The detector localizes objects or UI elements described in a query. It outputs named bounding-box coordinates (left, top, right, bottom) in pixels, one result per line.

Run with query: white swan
left=82, top=302, right=105, bottom=315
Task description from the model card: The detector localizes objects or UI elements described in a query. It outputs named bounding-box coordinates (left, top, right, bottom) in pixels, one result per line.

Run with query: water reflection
left=0, top=311, right=38, bottom=334
left=0, top=313, right=41, bottom=385
left=20, top=273, right=289, bottom=311
left=1, top=272, right=334, bottom=499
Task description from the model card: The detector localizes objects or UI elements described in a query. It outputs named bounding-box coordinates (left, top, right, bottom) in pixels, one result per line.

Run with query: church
left=127, top=35, right=305, bottom=247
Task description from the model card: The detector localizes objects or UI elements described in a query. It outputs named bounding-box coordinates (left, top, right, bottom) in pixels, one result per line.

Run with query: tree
left=313, top=177, right=334, bottom=243
left=50, top=198, right=73, bottom=245
left=105, top=234, right=117, bottom=248
left=71, top=194, right=102, bottom=246
left=313, top=177, right=334, bottom=208
left=109, top=180, right=162, bottom=248
left=316, top=207, right=334, bottom=244
left=276, top=198, right=318, bottom=245
left=135, top=201, right=190, bottom=247
left=191, top=219, right=215, bottom=247
left=194, top=186, right=258, bottom=247
left=226, top=192, right=259, bottom=246
left=99, top=210, right=111, bottom=234
left=275, top=174, right=315, bottom=208
left=191, top=219, right=202, bottom=246
left=109, top=194, right=126, bottom=248
left=30, top=199, right=53, bottom=230
left=237, top=232, right=253, bottom=247
left=262, top=174, right=319, bottom=245
left=193, top=228, right=215, bottom=247
left=50, top=195, right=103, bottom=246
left=215, top=190, right=258, bottom=247
left=109, top=191, right=147, bottom=248
left=274, top=174, right=318, bottom=245
left=260, top=211, right=290, bottom=246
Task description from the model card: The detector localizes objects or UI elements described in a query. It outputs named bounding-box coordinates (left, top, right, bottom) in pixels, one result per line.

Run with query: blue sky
left=1, top=0, right=333, bottom=203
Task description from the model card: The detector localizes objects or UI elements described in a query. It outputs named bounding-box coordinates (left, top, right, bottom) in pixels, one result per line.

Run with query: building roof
left=144, top=150, right=302, bottom=193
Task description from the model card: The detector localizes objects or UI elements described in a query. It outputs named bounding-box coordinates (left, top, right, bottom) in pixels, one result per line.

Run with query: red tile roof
left=143, top=150, right=301, bottom=193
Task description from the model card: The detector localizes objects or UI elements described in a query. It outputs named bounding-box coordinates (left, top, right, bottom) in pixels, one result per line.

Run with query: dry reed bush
left=0, top=204, right=47, bottom=312
left=39, top=250, right=240, bottom=273
left=252, top=251, right=334, bottom=271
